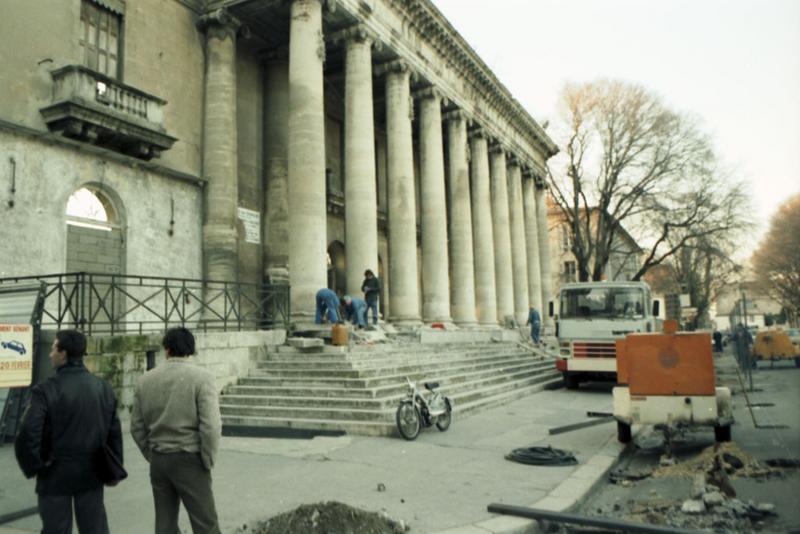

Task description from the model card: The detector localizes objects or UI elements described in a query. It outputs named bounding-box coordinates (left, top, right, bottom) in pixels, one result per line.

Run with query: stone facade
left=0, top=0, right=558, bottom=330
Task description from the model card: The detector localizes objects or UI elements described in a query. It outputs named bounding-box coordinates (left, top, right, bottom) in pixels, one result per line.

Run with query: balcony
left=39, top=65, right=177, bottom=160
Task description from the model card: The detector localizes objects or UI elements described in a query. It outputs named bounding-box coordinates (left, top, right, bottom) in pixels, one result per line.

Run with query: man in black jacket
left=15, top=330, right=122, bottom=534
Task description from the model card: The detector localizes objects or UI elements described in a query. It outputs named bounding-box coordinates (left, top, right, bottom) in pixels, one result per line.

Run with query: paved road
left=577, top=350, right=800, bottom=533
left=0, top=382, right=622, bottom=533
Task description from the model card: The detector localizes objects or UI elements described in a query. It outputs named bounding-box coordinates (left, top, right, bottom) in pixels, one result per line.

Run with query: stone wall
left=0, top=0, right=204, bottom=177
left=0, top=130, right=202, bottom=280
left=83, top=329, right=286, bottom=420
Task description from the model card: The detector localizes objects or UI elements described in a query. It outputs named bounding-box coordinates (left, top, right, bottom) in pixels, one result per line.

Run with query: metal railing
left=0, top=273, right=289, bottom=335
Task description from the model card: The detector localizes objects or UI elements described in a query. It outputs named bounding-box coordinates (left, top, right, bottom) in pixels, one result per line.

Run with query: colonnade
left=198, top=1, right=554, bottom=329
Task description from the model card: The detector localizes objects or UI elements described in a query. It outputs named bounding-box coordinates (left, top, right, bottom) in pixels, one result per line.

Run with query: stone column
left=416, top=88, right=452, bottom=324
left=469, top=129, right=497, bottom=326
left=536, top=182, right=555, bottom=331
left=288, top=0, right=327, bottom=322
left=381, top=60, right=420, bottom=325
left=445, top=110, right=477, bottom=327
left=197, top=10, right=240, bottom=283
left=490, top=146, right=514, bottom=324
left=343, top=27, right=378, bottom=296
left=507, top=159, right=529, bottom=324
left=522, top=170, right=543, bottom=312
left=263, top=50, right=290, bottom=284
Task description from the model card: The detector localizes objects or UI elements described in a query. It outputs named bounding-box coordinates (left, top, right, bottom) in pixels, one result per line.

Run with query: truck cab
left=554, top=281, right=659, bottom=389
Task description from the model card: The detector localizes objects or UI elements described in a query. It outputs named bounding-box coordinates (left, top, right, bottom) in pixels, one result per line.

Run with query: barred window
left=79, top=0, right=122, bottom=79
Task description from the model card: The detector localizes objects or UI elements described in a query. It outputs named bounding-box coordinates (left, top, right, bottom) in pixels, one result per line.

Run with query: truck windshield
left=560, top=287, right=646, bottom=319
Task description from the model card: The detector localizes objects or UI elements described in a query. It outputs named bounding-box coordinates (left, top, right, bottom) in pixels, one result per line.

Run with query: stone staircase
left=219, top=339, right=561, bottom=437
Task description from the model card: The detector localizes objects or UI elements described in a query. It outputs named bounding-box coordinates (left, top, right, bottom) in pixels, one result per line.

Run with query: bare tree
left=548, top=79, right=749, bottom=282
left=669, top=237, right=741, bottom=330
left=752, top=194, right=800, bottom=326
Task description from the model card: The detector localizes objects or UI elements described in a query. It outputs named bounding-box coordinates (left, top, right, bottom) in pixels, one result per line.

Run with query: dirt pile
left=652, top=442, right=778, bottom=480
left=236, top=501, right=409, bottom=534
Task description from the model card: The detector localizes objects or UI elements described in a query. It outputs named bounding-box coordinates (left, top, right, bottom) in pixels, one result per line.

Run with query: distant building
left=546, top=199, right=643, bottom=300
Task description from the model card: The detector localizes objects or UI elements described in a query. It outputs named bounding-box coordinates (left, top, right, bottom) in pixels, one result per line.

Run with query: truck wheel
left=617, top=421, right=632, bottom=443
left=564, top=374, right=579, bottom=390
left=714, top=424, right=732, bottom=443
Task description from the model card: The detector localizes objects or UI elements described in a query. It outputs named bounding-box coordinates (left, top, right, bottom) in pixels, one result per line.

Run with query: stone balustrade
left=39, top=65, right=176, bottom=160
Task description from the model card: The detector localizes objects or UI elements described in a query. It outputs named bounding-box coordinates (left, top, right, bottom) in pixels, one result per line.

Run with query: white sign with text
left=0, top=324, right=33, bottom=388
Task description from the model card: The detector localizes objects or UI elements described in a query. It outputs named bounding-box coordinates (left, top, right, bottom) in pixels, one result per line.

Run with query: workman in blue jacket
left=315, top=288, right=340, bottom=324
left=526, top=307, right=541, bottom=345
left=342, top=295, right=368, bottom=329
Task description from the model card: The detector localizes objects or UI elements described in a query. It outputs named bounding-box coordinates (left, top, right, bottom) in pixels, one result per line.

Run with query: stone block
left=287, top=337, right=324, bottom=349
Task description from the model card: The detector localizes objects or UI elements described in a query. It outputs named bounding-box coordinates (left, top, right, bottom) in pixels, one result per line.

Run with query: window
left=560, top=287, right=646, bottom=320
left=563, top=261, right=577, bottom=283
left=560, top=226, right=572, bottom=253
left=79, top=0, right=121, bottom=79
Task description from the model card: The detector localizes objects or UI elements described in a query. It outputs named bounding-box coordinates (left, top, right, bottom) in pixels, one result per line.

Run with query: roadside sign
left=0, top=324, right=33, bottom=387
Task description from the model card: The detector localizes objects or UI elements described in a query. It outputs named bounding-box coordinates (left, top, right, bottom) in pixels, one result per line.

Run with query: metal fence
left=0, top=273, right=290, bottom=335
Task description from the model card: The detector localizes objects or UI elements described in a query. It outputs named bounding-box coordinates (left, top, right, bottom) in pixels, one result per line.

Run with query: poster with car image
left=0, top=324, right=33, bottom=387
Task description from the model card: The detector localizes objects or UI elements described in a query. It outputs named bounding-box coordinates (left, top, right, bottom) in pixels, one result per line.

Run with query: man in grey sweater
left=131, top=327, right=221, bottom=534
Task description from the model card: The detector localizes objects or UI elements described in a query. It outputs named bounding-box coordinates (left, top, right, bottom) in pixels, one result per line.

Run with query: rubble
left=652, top=442, right=778, bottom=480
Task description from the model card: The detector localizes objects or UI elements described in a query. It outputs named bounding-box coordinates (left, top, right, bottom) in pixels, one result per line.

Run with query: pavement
left=0, top=381, right=623, bottom=533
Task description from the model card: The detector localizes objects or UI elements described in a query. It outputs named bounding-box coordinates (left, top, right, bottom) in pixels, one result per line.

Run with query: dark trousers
left=38, top=486, right=108, bottom=534
left=149, top=451, right=220, bottom=534
left=366, top=298, right=379, bottom=324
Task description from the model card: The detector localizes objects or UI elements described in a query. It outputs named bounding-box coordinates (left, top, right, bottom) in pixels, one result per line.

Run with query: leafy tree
left=752, top=194, right=800, bottom=326
left=548, top=79, right=750, bottom=282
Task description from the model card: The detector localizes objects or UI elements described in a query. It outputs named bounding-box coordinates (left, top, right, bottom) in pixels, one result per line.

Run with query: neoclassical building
left=0, top=0, right=557, bottom=330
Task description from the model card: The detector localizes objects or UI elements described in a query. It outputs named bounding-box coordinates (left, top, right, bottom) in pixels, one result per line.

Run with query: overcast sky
left=432, top=0, right=800, bottom=257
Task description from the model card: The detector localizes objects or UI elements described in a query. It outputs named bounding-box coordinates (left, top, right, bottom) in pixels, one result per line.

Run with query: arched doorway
left=65, top=185, right=125, bottom=274
left=65, top=185, right=126, bottom=329
left=327, top=241, right=346, bottom=298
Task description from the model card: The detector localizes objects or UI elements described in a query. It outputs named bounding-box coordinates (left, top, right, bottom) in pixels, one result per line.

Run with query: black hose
left=505, top=446, right=578, bottom=466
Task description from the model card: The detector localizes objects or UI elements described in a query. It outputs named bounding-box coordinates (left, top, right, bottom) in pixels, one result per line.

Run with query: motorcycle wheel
left=435, top=398, right=452, bottom=432
left=396, top=402, right=421, bottom=440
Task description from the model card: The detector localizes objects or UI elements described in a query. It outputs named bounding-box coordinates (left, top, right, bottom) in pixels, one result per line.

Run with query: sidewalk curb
left=431, top=435, right=626, bottom=534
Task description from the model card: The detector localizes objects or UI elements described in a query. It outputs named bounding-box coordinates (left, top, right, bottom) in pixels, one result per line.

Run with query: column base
left=454, top=320, right=479, bottom=329
left=389, top=316, right=423, bottom=328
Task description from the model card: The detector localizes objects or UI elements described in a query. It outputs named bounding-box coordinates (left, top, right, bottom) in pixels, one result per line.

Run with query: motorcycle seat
left=424, top=382, right=439, bottom=391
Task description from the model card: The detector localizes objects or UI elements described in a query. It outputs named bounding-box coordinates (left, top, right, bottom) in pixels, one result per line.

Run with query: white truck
left=551, top=281, right=660, bottom=389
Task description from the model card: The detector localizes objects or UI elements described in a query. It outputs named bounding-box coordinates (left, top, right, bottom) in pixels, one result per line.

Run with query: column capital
left=375, top=59, right=415, bottom=79
left=489, top=142, right=508, bottom=157
left=288, top=0, right=336, bottom=12
left=197, top=8, right=243, bottom=39
left=412, top=86, right=445, bottom=104
left=327, top=24, right=380, bottom=50
left=507, top=153, right=521, bottom=167
left=443, top=108, right=470, bottom=124
left=468, top=126, right=488, bottom=142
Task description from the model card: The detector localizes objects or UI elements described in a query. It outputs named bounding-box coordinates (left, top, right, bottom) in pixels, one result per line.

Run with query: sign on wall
left=0, top=324, right=34, bottom=388
left=237, top=207, right=261, bottom=245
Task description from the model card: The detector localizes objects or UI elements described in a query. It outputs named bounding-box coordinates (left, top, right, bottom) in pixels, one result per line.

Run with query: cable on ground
left=504, top=446, right=578, bottom=466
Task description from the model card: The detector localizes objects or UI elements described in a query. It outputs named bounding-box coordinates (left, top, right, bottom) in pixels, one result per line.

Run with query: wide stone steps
left=260, top=345, right=518, bottom=366
left=220, top=373, right=560, bottom=437
left=220, top=340, right=560, bottom=437
left=226, top=359, right=553, bottom=401
left=236, top=357, right=545, bottom=391
left=250, top=351, right=539, bottom=379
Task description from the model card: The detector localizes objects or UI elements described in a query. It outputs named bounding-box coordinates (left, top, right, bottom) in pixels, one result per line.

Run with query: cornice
left=385, top=0, right=558, bottom=159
